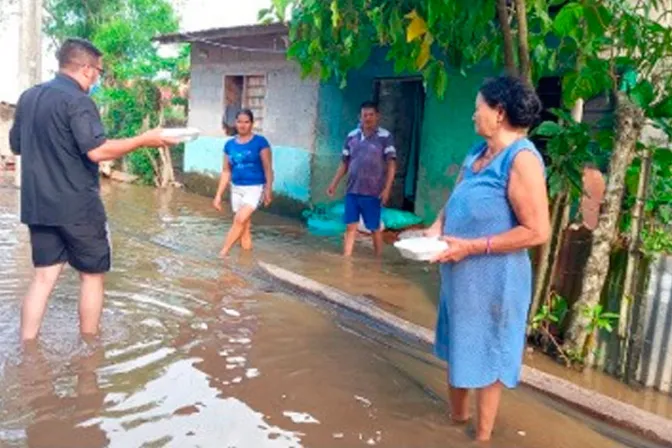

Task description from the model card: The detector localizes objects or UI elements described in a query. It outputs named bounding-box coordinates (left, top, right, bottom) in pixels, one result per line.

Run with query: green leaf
left=625, top=164, right=640, bottom=197
left=566, top=167, right=584, bottom=197
left=651, top=97, right=672, bottom=118
left=553, top=3, right=584, bottom=38
left=258, top=8, right=271, bottom=21
left=330, top=0, right=340, bottom=28
left=534, top=121, right=563, bottom=137
left=583, top=4, right=612, bottom=38
left=547, top=172, right=563, bottom=198
left=630, top=81, right=656, bottom=109
left=435, top=64, right=448, bottom=99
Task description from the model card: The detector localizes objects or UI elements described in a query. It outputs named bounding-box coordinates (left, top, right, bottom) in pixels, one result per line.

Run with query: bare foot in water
left=449, top=413, right=470, bottom=426
left=465, top=423, right=494, bottom=443
left=240, top=236, right=253, bottom=251
left=218, top=248, right=230, bottom=258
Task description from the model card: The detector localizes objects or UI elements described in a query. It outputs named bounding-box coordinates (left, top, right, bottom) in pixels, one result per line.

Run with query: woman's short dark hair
left=479, top=76, right=542, bottom=128
left=236, top=108, right=254, bottom=122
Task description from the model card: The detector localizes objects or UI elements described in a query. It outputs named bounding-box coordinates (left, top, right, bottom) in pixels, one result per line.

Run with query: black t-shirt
left=9, top=74, right=108, bottom=226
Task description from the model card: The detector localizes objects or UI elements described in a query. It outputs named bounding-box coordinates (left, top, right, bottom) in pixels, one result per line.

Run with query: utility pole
left=15, top=0, right=42, bottom=188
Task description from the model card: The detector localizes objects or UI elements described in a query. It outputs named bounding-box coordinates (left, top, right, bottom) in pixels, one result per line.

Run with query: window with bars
left=223, top=75, right=267, bottom=133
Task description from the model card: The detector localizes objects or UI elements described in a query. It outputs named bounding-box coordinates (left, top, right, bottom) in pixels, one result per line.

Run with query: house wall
left=415, top=73, right=488, bottom=221
left=184, top=38, right=319, bottom=203
left=312, top=49, right=493, bottom=223
left=185, top=37, right=493, bottom=218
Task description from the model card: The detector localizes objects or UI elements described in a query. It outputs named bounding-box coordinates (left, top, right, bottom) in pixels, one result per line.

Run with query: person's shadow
left=18, top=340, right=109, bottom=448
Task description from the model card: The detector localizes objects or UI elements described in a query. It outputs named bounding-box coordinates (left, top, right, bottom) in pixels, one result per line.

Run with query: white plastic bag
left=358, top=216, right=385, bottom=234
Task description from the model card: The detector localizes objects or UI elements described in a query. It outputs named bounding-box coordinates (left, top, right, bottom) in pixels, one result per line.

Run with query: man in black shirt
left=9, top=38, right=178, bottom=341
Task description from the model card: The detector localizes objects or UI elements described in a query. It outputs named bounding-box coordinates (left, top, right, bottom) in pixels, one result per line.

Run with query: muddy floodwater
left=0, top=178, right=667, bottom=448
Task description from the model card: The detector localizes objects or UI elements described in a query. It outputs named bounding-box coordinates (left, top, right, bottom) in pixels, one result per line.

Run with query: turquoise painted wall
left=312, top=48, right=494, bottom=222
left=415, top=70, right=492, bottom=222
left=271, top=145, right=311, bottom=202
left=184, top=137, right=311, bottom=203
left=184, top=136, right=223, bottom=175
left=311, top=49, right=396, bottom=205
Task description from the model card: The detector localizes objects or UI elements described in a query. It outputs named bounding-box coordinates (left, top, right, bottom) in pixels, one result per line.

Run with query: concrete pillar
left=15, top=0, right=42, bottom=188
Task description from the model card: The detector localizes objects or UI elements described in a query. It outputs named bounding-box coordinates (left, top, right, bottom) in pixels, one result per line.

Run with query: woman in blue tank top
left=426, top=76, right=551, bottom=441
left=213, top=109, right=273, bottom=257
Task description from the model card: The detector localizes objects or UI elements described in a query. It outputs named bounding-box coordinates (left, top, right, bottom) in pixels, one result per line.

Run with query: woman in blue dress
left=427, top=76, right=551, bottom=441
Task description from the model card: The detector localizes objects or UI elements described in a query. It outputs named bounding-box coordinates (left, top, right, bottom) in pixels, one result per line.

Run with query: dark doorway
left=533, top=76, right=563, bottom=166
left=373, top=77, right=425, bottom=212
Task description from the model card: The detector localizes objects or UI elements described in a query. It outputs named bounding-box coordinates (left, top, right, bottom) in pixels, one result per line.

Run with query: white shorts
left=231, top=184, right=264, bottom=213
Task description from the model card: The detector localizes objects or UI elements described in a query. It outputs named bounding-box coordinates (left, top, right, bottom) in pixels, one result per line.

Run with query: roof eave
left=154, top=23, right=288, bottom=44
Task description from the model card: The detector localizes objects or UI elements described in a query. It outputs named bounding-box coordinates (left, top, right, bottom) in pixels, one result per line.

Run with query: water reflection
left=3, top=341, right=108, bottom=448
left=0, top=179, right=667, bottom=448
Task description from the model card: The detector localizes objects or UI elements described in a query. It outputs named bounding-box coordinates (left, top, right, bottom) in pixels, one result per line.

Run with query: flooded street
left=0, top=178, right=667, bottom=448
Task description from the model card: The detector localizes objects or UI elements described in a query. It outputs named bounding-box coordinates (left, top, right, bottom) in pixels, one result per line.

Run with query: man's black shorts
left=28, top=222, right=111, bottom=274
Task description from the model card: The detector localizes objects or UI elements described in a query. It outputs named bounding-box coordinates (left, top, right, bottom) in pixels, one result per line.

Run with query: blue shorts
left=344, top=194, right=382, bottom=232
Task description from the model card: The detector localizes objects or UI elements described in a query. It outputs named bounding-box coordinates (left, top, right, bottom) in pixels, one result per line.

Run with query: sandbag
left=381, top=208, right=423, bottom=230
left=305, top=201, right=422, bottom=232
left=306, top=215, right=346, bottom=235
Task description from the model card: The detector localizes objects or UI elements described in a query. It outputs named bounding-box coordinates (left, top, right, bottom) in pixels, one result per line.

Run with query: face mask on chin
left=89, top=78, right=102, bottom=96
left=89, top=76, right=103, bottom=96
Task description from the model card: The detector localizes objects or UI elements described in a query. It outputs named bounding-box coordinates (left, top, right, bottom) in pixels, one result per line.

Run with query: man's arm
left=327, top=161, right=348, bottom=196
left=327, top=137, right=352, bottom=196
left=381, top=159, right=397, bottom=204
left=9, top=102, right=21, bottom=155
left=380, top=135, right=397, bottom=205
left=87, top=135, right=155, bottom=163
left=69, top=96, right=174, bottom=163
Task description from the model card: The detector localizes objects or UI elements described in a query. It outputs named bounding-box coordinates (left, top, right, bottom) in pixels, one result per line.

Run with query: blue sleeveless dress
left=434, top=137, right=544, bottom=389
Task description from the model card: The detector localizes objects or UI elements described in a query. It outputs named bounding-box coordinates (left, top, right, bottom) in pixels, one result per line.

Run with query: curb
left=258, top=262, right=672, bottom=447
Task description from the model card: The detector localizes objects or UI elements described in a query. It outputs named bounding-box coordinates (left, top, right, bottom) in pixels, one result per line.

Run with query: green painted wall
left=311, top=49, right=494, bottom=223
left=311, top=50, right=393, bottom=205
left=415, top=70, right=492, bottom=223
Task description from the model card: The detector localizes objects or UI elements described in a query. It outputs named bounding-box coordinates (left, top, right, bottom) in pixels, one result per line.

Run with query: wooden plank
left=245, top=75, right=266, bottom=87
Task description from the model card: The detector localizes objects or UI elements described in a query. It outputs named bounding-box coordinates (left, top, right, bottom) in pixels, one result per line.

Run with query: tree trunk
left=562, top=92, right=645, bottom=357
left=547, top=197, right=571, bottom=296
left=528, top=192, right=567, bottom=334
left=165, top=146, right=175, bottom=184
left=496, top=0, right=517, bottom=75
left=154, top=104, right=176, bottom=188
left=622, top=143, right=654, bottom=384
left=156, top=146, right=175, bottom=188
left=619, top=148, right=651, bottom=338
left=528, top=100, right=584, bottom=333
left=514, top=0, right=531, bottom=83
left=624, top=255, right=652, bottom=385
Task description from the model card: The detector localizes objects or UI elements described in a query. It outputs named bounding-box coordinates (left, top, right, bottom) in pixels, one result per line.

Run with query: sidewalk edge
left=258, top=261, right=672, bottom=447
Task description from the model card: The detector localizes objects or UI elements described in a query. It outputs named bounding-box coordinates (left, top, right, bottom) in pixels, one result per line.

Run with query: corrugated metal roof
left=154, top=22, right=288, bottom=44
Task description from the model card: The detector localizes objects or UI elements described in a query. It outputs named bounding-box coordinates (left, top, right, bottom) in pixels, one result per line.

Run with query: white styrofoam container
left=393, top=237, right=448, bottom=261
left=161, top=127, right=201, bottom=142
